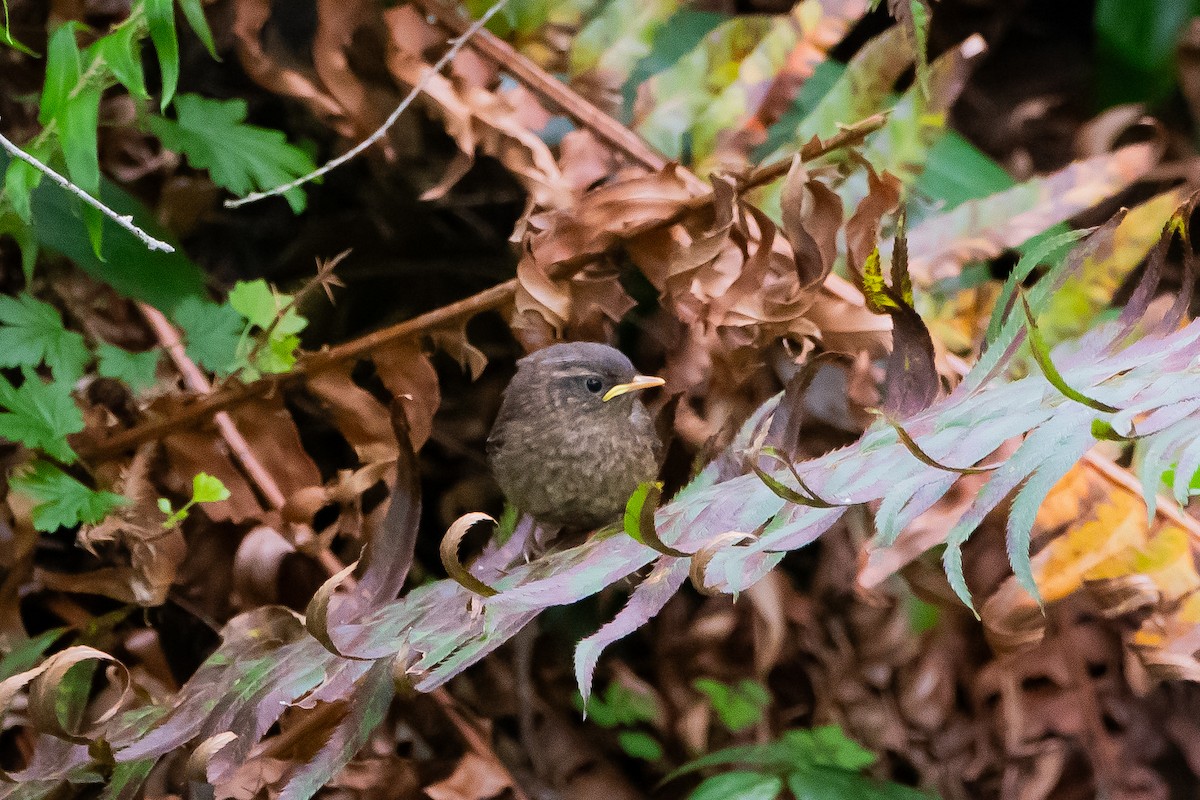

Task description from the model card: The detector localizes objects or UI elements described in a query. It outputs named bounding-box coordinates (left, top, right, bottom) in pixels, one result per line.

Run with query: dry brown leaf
left=231, top=0, right=351, bottom=135
left=422, top=752, right=511, bottom=800
left=381, top=7, right=570, bottom=207
left=363, top=342, right=438, bottom=453
left=306, top=365, right=406, bottom=460
left=781, top=157, right=842, bottom=288
left=42, top=447, right=181, bottom=606
left=845, top=159, right=902, bottom=276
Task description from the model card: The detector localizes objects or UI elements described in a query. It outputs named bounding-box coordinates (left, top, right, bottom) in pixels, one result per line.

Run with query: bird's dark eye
left=585, top=377, right=603, bottom=393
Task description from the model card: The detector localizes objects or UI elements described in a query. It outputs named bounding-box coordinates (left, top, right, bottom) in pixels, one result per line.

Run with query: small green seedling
left=159, top=472, right=230, bottom=527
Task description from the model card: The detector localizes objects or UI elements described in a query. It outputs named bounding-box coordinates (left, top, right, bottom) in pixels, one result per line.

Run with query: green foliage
left=0, top=0, right=37, bottom=56
left=228, top=278, right=308, bottom=377
left=170, top=277, right=310, bottom=380
left=148, top=95, right=317, bottom=213
left=158, top=472, right=230, bottom=527
left=691, top=771, right=782, bottom=800
left=1093, top=0, right=1200, bottom=109
left=577, top=681, right=660, bottom=728
left=576, top=680, right=664, bottom=761
left=96, top=344, right=161, bottom=392
left=1, top=0, right=218, bottom=263
left=0, top=293, right=90, bottom=382
left=670, top=725, right=930, bottom=800
left=170, top=296, right=245, bottom=376
left=693, top=678, right=771, bottom=733
left=0, top=369, right=84, bottom=463
left=0, top=147, right=208, bottom=310
left=618, top=730, right=664, bottom=761
left=10, top=460, right=127, bottom=532
left=0, top=628, right=67, bottom=681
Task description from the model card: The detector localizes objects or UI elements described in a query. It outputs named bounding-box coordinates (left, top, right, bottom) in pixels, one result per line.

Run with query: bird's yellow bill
left=602, top=375, right=666, bottom=402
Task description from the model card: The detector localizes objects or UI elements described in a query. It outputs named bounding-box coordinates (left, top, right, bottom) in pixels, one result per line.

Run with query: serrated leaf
left=171, top=296, right=245, bottom=376
left=96, top=343, right=160, bottom=391
left=227, top=279, right=277, bottom=328
left=984, top=228, right=1086, bottom=346
left=575, top=557, right=688, bottom=704
left=147, top=95, right=316, bottom=212
left=276, top=661, right=393, bottom=800
left=191, top=472, right=230, bottom=504
left=0, top=293, right=89, bottom=382
left=144, top=0, right=178, bottom=109
left=10, top=460, right=127, bottom=532
left=0, top=370, right=84, bottom=462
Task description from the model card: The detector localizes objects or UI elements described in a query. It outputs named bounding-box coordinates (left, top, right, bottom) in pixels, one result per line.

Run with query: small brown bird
left=487, top=342, right=664, bottom=530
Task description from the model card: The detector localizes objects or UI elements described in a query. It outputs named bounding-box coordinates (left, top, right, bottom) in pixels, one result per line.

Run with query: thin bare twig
left=138, top=302, right=286, bottom=509
left=223, top=0, right=508, bottom=209
left=0, top=120, right=175, bottom=253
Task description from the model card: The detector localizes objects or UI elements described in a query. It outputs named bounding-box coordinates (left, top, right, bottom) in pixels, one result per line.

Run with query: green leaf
left=0, top=627, right=67, bottom=681
left=1093, top=0, right=1200, bottom=108
left=663, top=741, right=793, bottom=783
left=171, top=296, right=245, bottom=376
left=4, top=156, right=43, bottom=223
left=178, top=0, right=218, bottom=59
left=694, top=678, right=771, bottom=733
left=622, top=481, right=687, bottom=556
left=0, top=141, right=209, bottom=311
left=617, top=730, right=664, bottom=761
left=785, top=725, right=878, bottom=771
left=192, top=472, right=230, bottom=504
left=39, top=23, right=82, bottom=126
left=689, top=771, right=782, bottom=800
left=1017, top=291, right=1120, bottom=413
left=915, top=131, right=1014, bottom=210
left=96, top=343, right=160, bottom=391
left=228, top=279, right=278, bottom=328
left=788, top=766, right=931, bottom=800
left=92, top=22, right=150, bottom=99
left=0, top=293, right=90, bottom=382
left=255, top=332, right=301, bottom=375
left=147, top=95, right=317, bottom=213
left=0, top=1, right=38, bottom=57
left=145, top=0, right=179, bottom=109
left=10, top=460, right=127, bottom=532
left=0, top=370, right=85, bottom=463
left=61, top=83, right=103, bottom=192
left=984, top=228, right=1085, bottom=346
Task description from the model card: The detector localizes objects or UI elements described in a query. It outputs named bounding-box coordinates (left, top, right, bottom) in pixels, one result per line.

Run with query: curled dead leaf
left=441, top=513, right=500, bottom=598
left=305, top=560, right=370, bottom=659
left=1, top=646, right=132, bottom=745
left=689, top=532, right=756, bottom=596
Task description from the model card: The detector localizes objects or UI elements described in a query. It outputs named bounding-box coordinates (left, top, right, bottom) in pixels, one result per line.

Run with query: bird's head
left=507, top=342, right=664, bottom=418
